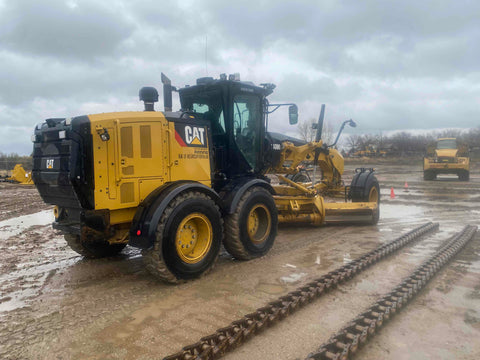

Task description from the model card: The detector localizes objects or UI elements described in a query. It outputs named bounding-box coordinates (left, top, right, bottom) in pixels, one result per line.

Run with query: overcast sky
left=1, top=0, right=479, bottom=155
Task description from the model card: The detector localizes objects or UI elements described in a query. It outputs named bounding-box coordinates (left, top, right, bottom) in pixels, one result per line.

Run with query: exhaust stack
left=161, top=72, right=172, bottom=112
left=315, top=104, right=325, bottom=142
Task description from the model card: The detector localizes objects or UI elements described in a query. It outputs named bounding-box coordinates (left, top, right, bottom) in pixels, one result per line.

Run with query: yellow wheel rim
left=247, top=204, right=271, bottom=244
left=368, top=186, right=379, bottom=203
left=175, top=213, right=212, bottom=264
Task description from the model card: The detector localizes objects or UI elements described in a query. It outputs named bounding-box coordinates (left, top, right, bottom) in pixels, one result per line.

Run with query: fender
left=129, top=181, right=222, bottom=249
left=219, top=178, right=275, bottom=215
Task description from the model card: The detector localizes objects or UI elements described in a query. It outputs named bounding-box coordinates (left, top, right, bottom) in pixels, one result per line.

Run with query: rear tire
left=459, top=170, right=469, bottom=181
left=423, top=170, right=436, bottom=180
left=350, top=172, right=380, bottom=225
left=224, top=187, right=278, bottom=260
left=64, top=234, right=126, bottom=258
left=143, top=191, right=222, bottom=283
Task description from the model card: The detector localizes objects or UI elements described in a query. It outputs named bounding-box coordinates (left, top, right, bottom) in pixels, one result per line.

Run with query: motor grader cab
left=423, top=138, right=469, bottom=181
left=32, top=73, right=379, bottom=283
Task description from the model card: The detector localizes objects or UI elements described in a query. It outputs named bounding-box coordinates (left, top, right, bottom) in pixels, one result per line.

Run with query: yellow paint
left=247, top=204, right=272, bottom=244
left=175, top=213, right=213, bottom=264
left=7, top=164, right=33, bottom=184
left=269, top=140, right=344, bottom=187
left=274, top=194, right=325, bottom=226
left=87, top=112, right=212, bottom=229
left=424, top=137, right=470, bottom=173
left=270, top=140, right=379, bottom=226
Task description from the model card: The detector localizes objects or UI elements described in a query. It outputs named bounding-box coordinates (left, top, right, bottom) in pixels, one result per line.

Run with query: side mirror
left=288, top=104, right=298, bottom=125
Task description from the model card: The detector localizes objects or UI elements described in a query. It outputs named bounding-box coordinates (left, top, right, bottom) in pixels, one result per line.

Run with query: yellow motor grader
left=32, top=73, right=379, bottom=283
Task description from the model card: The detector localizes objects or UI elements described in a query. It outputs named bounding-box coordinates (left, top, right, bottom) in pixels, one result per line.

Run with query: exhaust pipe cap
left=139, top=87, right=159, bottom=111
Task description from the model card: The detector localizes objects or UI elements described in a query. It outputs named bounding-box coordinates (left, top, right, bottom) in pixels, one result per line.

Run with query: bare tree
left=297, top=118, right=334, bottom=144
left=345, top=134, right=361, bottom=154
left=297, top=118, right=316, bottom=142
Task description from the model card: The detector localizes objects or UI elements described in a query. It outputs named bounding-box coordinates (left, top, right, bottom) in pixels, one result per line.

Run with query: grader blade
left=324, top=201, right=378, bottom=224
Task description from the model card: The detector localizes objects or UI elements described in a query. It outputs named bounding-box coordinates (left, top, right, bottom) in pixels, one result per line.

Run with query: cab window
left=233, top=94, right=261, bottom=169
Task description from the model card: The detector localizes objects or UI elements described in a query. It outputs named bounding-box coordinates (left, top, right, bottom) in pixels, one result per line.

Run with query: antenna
left=205, top=35, right=208, bottom=76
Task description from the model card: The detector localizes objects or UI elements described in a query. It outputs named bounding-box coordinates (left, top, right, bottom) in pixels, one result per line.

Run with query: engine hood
left=435, top=148, right=458, bottom=158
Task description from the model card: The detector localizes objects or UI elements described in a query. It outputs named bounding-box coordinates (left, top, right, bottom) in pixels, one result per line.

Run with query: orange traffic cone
left=404, top=181, right=409, bottom=189
left=390, top=187, right=395, bottom=199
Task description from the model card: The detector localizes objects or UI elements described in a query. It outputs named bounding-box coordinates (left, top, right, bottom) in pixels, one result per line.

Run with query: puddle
left=380, top=204, right=425, bottom=220
left=255, top=283, right=287, bottom=295
left=355, top=278, right=377, bottom=292
left=0, top=210, right=54, bottom=240
left=456, top=260, right=480, bottom=274
left=296, top=251, right=333, bottom=270
left=280, top=272, right=306, bottom=284
left=0, top=257, right=79, bottom=313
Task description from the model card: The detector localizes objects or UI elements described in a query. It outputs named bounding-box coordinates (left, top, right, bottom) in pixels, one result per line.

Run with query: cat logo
left=174, top=123, right=207, bottom=148
left=185, top=126, right=205, bottom=145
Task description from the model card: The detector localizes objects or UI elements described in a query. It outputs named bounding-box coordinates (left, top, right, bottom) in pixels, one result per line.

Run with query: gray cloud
left=0, top=0, right=134, bottom=60
left=0, top=0, right=479, bottom=155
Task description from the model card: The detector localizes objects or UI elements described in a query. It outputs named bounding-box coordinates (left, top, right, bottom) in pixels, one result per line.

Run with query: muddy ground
left=0, top=163, right=479, bottom=360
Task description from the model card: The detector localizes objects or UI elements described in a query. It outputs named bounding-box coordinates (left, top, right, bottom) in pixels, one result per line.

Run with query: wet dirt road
left=1, top=164, right=479, bottom=360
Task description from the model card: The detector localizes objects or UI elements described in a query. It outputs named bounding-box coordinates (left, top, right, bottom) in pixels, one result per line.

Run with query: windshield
left=181, top=89, right=225, bottom=135
left=437, top=139, right=456, bottom=149
left=233, top=94, right=262, bottom=169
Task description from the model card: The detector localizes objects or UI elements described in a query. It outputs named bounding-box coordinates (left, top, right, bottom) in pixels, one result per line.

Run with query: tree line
left=298, top=118, right=480, bottom=157
left=0, top=153, right=33, bottom=171
left=344, top=128, right=480, bottom=157
left=1, top=126, right=479, bottom=171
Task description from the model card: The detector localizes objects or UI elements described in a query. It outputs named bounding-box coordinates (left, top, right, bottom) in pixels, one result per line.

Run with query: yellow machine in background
left=6, top=164, right=34, bottom=184
left=32, top=74, right=379, bottom=283
left=424, top=138, right=469, bottom=181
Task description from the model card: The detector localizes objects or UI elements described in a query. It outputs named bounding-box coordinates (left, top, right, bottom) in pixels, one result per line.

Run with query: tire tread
left=143, top=191, right=222, bottom=283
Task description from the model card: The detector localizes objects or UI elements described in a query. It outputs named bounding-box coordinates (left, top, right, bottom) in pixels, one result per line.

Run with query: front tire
left=143, top=191, right=223, bottom=283
left=224, top=187, right=278, bottom=260
left=64, top=234, right=126, bottom=258
left=424, top=170, right=436, bottom=180
left=459, top=170, right=469, bottom=181
left=350, top=172, right=380, bottom=225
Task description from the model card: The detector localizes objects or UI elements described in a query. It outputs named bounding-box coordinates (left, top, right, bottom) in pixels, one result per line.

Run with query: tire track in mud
left=0, top=183, right=49, bottom=222
left=0, top=223, right=403, bottom=359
